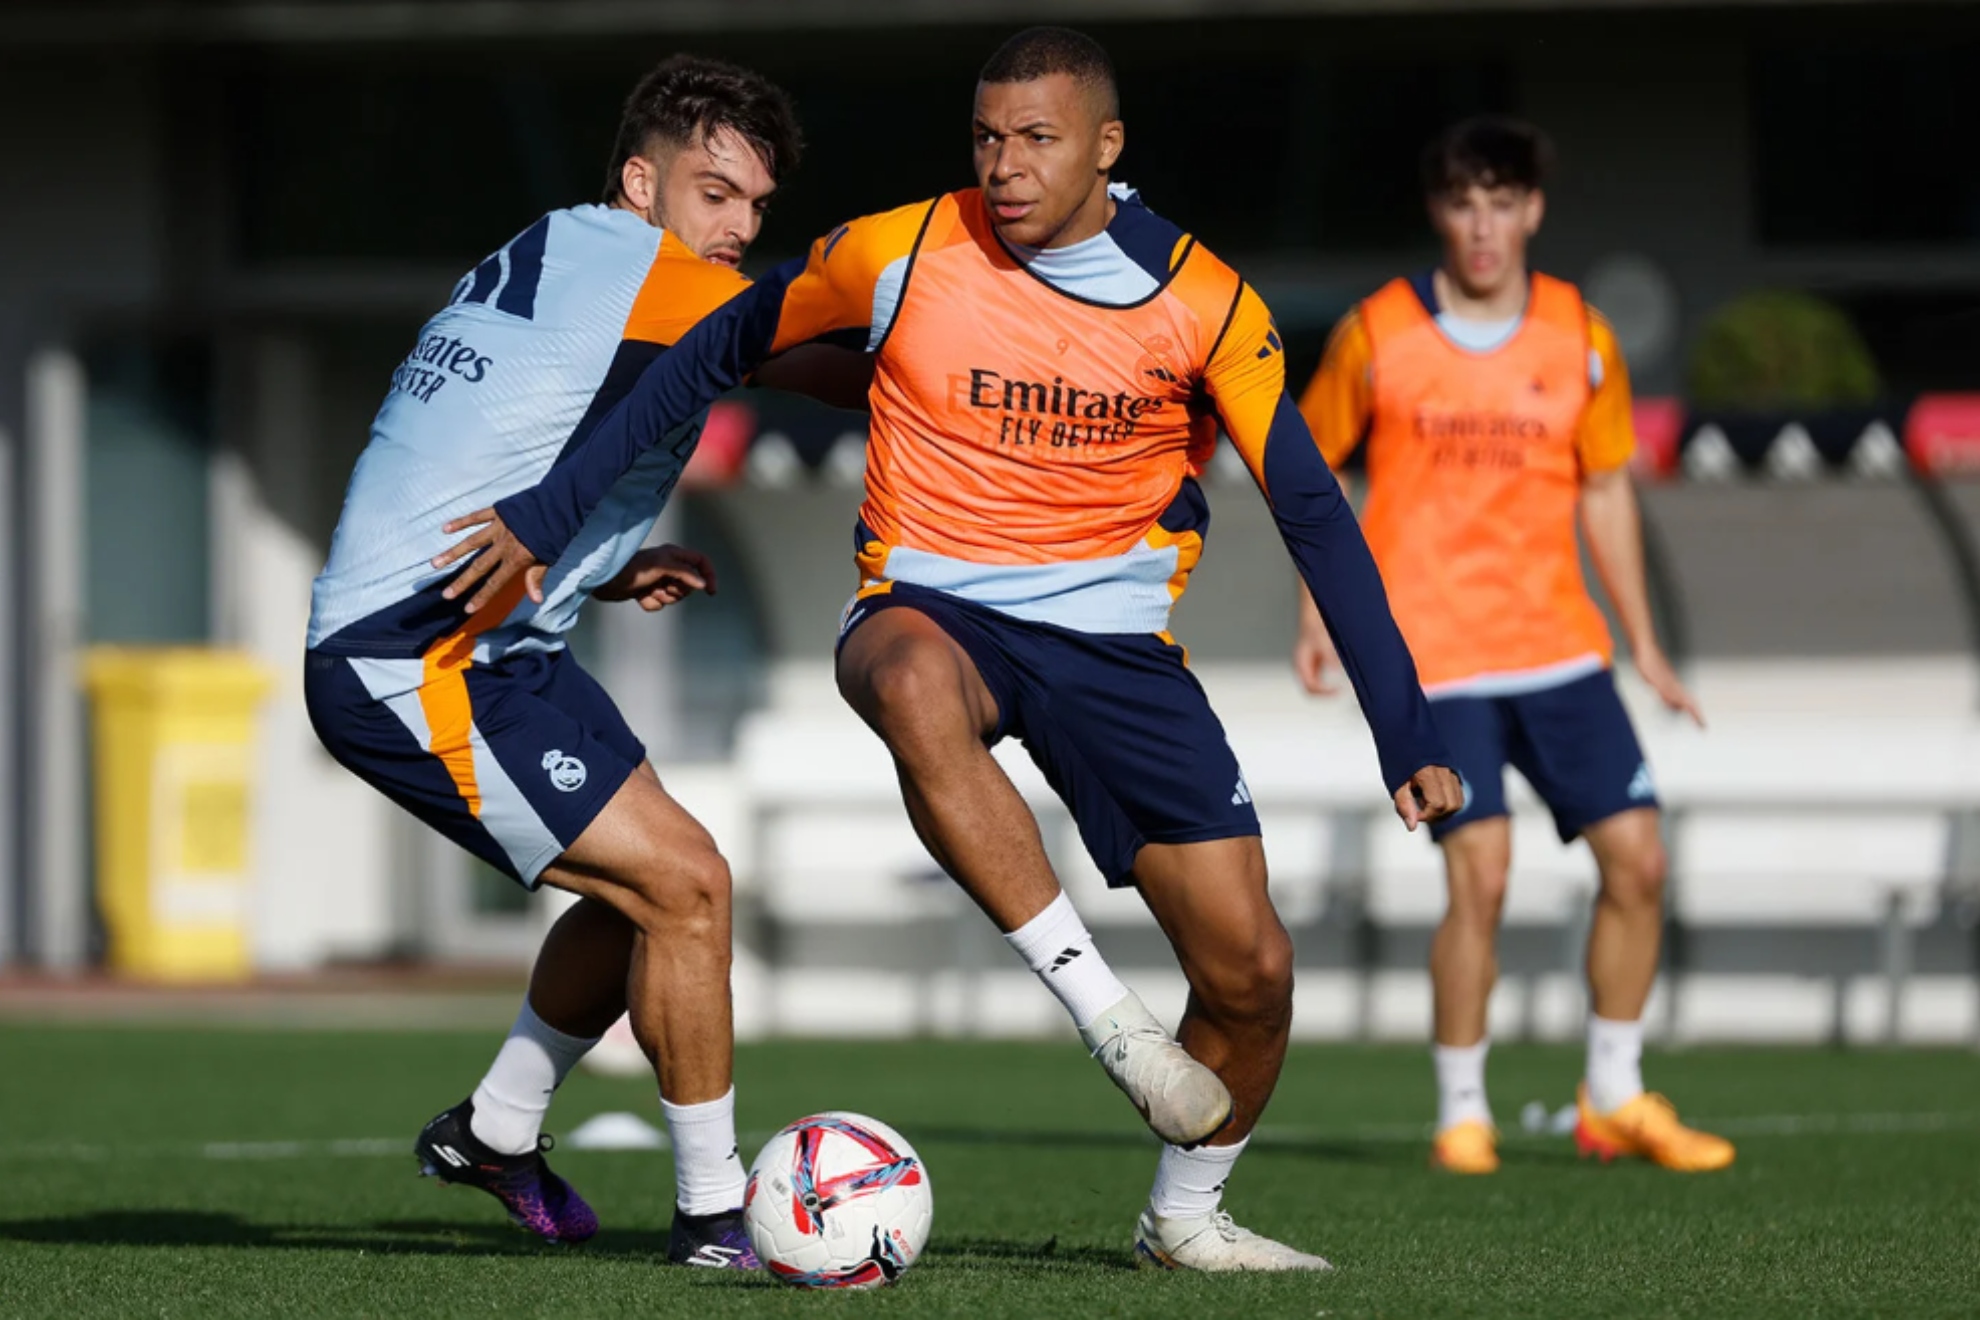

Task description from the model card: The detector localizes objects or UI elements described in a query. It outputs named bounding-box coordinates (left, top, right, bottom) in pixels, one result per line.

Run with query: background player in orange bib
left=1294, top=118, right=1731, bottom=1175
left=439, top=27, right=1463, bottom=1270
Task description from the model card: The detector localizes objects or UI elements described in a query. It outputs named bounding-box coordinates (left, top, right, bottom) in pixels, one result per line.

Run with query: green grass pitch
left=2, top=1025, right=1977, bottom=1317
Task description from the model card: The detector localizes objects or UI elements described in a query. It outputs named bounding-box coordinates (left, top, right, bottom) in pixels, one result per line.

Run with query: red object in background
left=1904, top=394, right=1980, bottom=475
left=1629, top=397, right=1685, bottom=479
left=680, top=400, right=758, bottom=488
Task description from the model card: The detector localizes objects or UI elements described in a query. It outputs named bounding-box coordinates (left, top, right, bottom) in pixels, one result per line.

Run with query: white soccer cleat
left=1133, top=1207, right=1334, bottom=1273
left=1078, top=993, right=1232, bottom=1147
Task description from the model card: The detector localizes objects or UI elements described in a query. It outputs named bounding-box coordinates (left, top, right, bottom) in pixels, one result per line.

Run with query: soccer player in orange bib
left=440, top=28, right=1462, bottom=1269
left=1294, top=118, right=1731, bottom=1175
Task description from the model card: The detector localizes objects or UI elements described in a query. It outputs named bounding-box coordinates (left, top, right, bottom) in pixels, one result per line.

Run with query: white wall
left=214, top=333, right=401, bottom=968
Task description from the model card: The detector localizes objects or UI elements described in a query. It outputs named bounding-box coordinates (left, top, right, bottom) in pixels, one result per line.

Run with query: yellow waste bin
left=83, top=649, right=271, bottom=981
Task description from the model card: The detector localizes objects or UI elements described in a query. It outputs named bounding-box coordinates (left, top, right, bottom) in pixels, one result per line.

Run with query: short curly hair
left=603, top=54, right=802, bottom=202
left=1421, top=116, right=1553, bottom=196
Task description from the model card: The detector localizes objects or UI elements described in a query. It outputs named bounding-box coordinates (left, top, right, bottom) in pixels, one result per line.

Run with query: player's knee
left=1603, top=837, right=1668, bottom=912
left=672, top=848, right=735, bottom=926
left=851, top=647, right=967, bottom=751
left=1203, top=925, right=1295, bottom=1028
left=623, top=846, right=732, bottom=938
left=1256, top=926, right=1296, bottom=1018
left=1449, top=866, right=1509, bottom=929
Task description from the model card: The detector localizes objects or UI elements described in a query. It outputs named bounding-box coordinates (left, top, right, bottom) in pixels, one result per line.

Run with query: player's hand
left=1293, top=617, right=1343, bottom=696
left=1635, top=645, right=1705, bottom=728
left=1394, top=765, right=1463, bottom=832
left=431, top=508, right=547, bottom=615
left=593, top=544, right=718, bottom=612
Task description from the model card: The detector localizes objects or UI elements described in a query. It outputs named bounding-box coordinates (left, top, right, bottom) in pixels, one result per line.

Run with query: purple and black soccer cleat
left=668, top=1207, right=760, bottom=1270
left=414, top=1098, right=599, bottom=1243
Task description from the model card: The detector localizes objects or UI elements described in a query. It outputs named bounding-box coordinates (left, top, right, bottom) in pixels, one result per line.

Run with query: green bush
left=1687, top=290, right=1882, bottom=409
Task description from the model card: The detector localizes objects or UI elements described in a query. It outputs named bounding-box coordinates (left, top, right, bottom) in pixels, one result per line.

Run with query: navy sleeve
left=1258, top=392, right=1451, bottom=793
left=494, top=258, right=803, bottom=564
left=1203, top=275, right=1449, bottom=795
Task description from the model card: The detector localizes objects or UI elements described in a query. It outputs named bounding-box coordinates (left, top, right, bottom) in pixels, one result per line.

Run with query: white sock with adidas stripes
left=1003, top=891, right=1131, bottom=1030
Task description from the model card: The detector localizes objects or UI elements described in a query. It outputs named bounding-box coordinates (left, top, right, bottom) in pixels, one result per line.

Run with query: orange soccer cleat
left=1429, top=1120, right=1501, bottom=1174
left=1574, top=1084, right=1735, bottom=1171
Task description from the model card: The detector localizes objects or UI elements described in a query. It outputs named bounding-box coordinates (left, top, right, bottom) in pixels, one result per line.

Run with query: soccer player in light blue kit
left=304, top=56, right=846, bottom=1267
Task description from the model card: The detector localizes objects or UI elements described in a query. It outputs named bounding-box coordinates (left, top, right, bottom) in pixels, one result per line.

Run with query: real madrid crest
left=542, top=749, right=588, bottom=793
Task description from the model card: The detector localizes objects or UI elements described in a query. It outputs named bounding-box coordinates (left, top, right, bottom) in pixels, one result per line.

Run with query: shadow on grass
left=928, top=1234, right=1134, bottom=1273
left=0, top=1211, right=738, bottom=1267
left=0, top=1212, right=1137, bottom=1279
left=916, top=1125, right=1408, bottom=1167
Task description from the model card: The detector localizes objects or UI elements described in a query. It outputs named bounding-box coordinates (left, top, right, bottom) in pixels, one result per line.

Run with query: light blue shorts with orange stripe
left=303, top=644, right=644, bottom=886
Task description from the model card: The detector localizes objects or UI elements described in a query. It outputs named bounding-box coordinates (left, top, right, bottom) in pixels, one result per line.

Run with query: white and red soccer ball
left=743, top=1112, right=933, bottom=1289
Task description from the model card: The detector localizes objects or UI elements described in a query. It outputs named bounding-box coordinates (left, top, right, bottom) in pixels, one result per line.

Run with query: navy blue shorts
left=1428, top=668, right=1658, bottom=843
left=841, top=584, right=1261, bottom=887
left=304, top=646, right=644, bottom=886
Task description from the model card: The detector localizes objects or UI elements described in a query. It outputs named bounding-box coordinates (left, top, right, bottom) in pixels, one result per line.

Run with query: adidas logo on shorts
left=1627, top=762, right=1655, bottom=802
left=1231, top=775, right=1253, bottom=807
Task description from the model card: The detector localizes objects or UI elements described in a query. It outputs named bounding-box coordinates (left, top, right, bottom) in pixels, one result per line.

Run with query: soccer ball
left=743, top=1112, right=933, bottom=1288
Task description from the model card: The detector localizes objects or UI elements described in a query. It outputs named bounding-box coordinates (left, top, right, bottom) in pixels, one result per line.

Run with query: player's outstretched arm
left=502, top=262, right=807, bottom=566
left=1576, top=314, right=1703, bottom=727
left=1288, top=311, right=1372, bottom=697
left=1581, top=467, right=1704, bottom=726
left=432, top=205, right=929, bottom=608
left=430, top=267, right=805, bottom=613
left=1205, top=284, right=1457, bottom=823
left=752, top=343, right=875, bottom=412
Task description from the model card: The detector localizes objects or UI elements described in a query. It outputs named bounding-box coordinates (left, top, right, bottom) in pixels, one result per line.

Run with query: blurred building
left=1, top=0, right=1977, bottom=1041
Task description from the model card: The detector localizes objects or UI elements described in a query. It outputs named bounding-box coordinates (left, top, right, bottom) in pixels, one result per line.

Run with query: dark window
left=85, top=337, right=213, bottom=645
left=1833, top=291, right=1980, bottom=394
left=229, top=57, right=617, bottom=265
left=223, top=33, right=1513, bottom=269
left=1753, top=44, right=1980, bottom=245
left=1298, top=58, right=1514, bottom=250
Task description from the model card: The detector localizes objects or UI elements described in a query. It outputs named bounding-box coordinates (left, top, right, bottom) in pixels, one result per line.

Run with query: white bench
left=727, top=670, right=1980, bottom=1042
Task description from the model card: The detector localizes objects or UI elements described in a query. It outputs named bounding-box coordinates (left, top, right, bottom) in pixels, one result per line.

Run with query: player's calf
left=1135, top=839, right=1295, bottom=1140
left=548, top=778, right=750, bottom=1235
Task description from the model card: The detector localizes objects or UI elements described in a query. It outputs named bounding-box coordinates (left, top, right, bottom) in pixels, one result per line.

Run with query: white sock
left=663, top=1086, right=747, bottom=1215
left=1433, top=1039, right=1493, bottom=1132
left=1585, top=1015, right=1645, bottom=1114
left=1003, top=891, right=1132, bottom=1030
left=469, top=1000, right=599, bottom=1156
left=1148, top=1137, right=1248, bottom=1220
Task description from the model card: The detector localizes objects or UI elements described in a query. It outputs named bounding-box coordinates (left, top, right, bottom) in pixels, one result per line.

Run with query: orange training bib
left=1358, top=273, right=1612, bottom=692
left=859, top=194, right=1231, bottom=569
